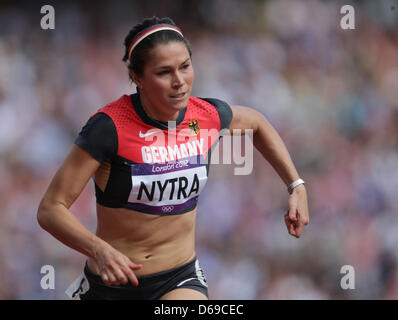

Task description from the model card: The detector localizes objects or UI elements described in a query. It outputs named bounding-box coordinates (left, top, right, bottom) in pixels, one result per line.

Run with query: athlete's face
left=133, top=41, right=194, bottom=121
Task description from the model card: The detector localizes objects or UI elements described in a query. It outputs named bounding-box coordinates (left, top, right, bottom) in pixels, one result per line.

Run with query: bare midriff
left=87, top=203, right=197, bottom=277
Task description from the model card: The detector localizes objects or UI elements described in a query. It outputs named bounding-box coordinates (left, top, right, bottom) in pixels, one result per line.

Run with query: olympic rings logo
left=161, top=206, right=174, bottom=213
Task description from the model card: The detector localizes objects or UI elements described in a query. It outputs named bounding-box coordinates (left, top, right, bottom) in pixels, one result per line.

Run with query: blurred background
left=0, top=0, right=397, bottom=299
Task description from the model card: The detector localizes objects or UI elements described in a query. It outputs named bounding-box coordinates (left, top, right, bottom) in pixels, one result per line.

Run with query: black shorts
left=65, top=257, right=208, bottom=300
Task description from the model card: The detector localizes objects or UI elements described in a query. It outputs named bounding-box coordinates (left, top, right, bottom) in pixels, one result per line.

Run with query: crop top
left=75, top=93, right=233, bottom=215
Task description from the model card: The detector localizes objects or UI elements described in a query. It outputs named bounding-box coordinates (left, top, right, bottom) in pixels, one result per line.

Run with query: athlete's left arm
left=229, top=105, right=309, bottom=238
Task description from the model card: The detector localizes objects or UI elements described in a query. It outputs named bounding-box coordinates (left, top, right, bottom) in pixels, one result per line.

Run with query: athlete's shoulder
left=97, top=94, right=133, bottom=114
left=189, top=96, right=233, bottom=130
left=75, top=113, right=118, bottom=163
left=93, top=94, right=142, bottom=131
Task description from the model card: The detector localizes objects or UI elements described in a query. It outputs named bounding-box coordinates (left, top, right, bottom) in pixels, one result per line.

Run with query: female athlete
left=37, top=16, right=309, bottom=300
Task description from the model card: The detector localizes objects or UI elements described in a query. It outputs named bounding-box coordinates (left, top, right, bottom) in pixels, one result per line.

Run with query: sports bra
left=75, top=92, right=233, bottom=215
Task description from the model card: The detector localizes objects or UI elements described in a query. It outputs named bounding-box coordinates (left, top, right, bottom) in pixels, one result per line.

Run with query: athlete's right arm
left=37, top=145, right=142, bottom=287
left=37, top=144, right=104, bottom=259
left=37, top=113, right=142, bottom=287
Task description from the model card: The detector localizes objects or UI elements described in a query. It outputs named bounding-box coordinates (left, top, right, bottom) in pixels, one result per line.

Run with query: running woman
left=37, top=16, right=309, bottom=300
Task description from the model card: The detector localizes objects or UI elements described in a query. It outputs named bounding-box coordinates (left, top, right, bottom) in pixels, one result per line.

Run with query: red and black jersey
left=75, top=93, right=232, bottom=215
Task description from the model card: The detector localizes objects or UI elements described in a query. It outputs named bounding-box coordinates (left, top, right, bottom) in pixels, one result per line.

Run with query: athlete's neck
left=139, top=92, right=179, bottom=122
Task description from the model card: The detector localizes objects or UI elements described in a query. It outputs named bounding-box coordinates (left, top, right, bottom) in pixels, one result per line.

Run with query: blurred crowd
left=0, top=0, right=397, bottom=299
